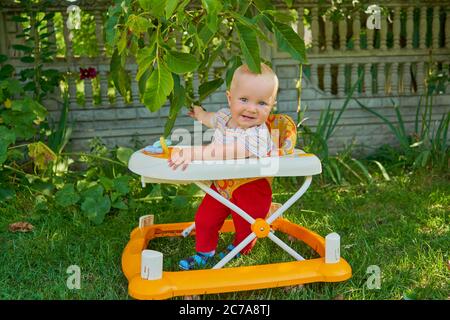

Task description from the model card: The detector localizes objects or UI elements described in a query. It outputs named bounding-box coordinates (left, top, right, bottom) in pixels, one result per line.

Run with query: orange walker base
left=121, top=218, right=352, bottom=300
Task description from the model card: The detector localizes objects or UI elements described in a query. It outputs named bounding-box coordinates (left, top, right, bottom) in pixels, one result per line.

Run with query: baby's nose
left=247, top=104, right=258, bottom=112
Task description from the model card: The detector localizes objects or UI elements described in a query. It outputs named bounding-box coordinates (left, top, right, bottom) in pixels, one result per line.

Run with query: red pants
left=195, top=178, right=272, bottom=254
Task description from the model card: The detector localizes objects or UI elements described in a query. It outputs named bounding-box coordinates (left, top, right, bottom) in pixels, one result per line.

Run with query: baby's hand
left=168, top=147, right=192, bottom=171
left=187, top=105, right=205, bottom=122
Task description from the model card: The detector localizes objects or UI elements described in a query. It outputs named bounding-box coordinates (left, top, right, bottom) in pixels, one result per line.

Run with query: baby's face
left=226, top=73, right=276, bottom=129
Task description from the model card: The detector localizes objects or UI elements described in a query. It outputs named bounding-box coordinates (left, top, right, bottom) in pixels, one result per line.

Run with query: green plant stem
left=3, top=164, right=40, bottom=180
left=7, top=144, right=29, bottom=150
left=30, top=9, right=41, bottom=101
left=61, top=152, right=126, bottom=167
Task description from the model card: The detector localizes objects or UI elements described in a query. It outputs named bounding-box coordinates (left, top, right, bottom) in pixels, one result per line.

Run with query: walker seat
left=122, top=114, right=352, bottom=299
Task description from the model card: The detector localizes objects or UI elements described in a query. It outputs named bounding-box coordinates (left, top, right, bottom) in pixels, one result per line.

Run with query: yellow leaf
left=28, top=141, right=57, bottom=170
left=0, top=117, right=3, bottom=124
left=4, top=99, right=12, bottom=109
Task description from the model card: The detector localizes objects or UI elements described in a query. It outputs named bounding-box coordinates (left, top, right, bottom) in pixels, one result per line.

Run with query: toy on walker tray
left=142, top=137, right=172, bottom=156
left=122, top=115, right=352, bottom=300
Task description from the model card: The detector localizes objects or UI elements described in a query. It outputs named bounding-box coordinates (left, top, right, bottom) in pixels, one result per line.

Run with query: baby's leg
left=195, top=184, right=231, bottom=253
left=230, top=179, right=272, bottom=254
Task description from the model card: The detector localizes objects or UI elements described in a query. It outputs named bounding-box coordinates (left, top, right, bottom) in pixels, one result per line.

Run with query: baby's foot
left=179, top=252, right=214, bottom=270
left=218, top=244, right=241, bottom=259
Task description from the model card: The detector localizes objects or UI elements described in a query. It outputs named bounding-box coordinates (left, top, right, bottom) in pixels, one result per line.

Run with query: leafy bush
left=297, top=74, right=390, bottom=185
left=106, top=0, right=307, bottom=136
left=356, top=59, right=449, bottom=172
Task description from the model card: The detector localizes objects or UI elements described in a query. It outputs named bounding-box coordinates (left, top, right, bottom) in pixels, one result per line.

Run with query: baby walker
left=122, top=114, right=352, bottom=299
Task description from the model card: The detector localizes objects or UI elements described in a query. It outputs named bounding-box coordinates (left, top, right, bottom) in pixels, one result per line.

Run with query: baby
left=168, top=63, right=278, bottom=270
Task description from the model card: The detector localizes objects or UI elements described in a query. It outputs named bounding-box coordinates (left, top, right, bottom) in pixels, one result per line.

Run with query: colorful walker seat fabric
left=214, top=114, right=298, bottom=199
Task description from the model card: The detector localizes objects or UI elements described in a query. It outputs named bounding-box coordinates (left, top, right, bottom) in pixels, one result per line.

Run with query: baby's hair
left=230, top=63, right=279, bottom=95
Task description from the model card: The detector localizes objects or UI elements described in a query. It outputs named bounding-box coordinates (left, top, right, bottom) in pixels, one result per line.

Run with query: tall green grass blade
left=355, top=99, right=409, bottom=150
left=316, top=103, right=331, bottom=139
left=336, top=157, right=365, bottom=183
left=324, top=164, right=338, bottom=184
left=329, top=72, right=363, bottom=136
left=434, top=113, right=449, bottom=168
left=329, top=158, right=342, bottom=184
left=351, top=158, right=373, bottom=183
left=413, top=150, right=430, bottom=168
left=325, top=107, right=335, bottom=141
left=392, top=100, right=407, bottom=141
left=48, top=91, right=71, bottom=154
left=371, top=160, right=391, bottom=181
left=415, top=95, right=422, bottom=136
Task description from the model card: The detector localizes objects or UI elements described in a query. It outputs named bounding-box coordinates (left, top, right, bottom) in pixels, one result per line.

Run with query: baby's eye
left=259, top=101, right=267, bottom=106
left=239, top=98, right=248, bottom=103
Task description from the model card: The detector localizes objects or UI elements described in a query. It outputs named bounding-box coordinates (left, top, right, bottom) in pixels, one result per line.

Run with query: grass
left=0, top=171, right=448, bottom=300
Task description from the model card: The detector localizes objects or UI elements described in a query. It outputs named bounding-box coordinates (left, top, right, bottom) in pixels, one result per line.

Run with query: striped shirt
left=211, top=108, right=274, bottom=158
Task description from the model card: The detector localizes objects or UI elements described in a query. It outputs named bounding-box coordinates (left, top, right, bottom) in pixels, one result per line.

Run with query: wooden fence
left=1, top=0, right=449, bottom=153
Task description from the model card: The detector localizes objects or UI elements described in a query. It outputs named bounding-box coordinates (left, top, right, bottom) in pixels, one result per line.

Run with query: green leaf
left=20, top=56, right=35, bottom=63
left=226, top=56, right=242, bottom=89
left=81, top=195, right=111, bottom=225
left=164, top=51, right=199, bottom=74
left=43, top=12, right=55, bottom=20
left=12, top=44, right=33, bottom=53
left=105, top=14, right=119, bottom=48
left=253, top=0, right=274, bottom=11
left=236, top=0, right=251, bottom=14
left=55, top=184, right=80, bottom=207
left=199, top=78, right=224, bottom=101
left=165, top=0, right=178, bottom=19
left=283, top=0, right=294, bottom=7
left=117, top=31, right=128, bottom=55
left=0, top=54, right=7, bottom=63
left=228, top=12, right=271, bottom=43
left=99, top=176, right=114, bottom=192
left=0, top=188, right=15, bottom=202
left=262, top=10, right=296, bottom=24
left=143, top=63, right=174, bottom=112
left=198, top=24, right=214, bottom=46
left=201, top=0, right=223, bottom=32
left=28, top=97, right=47, bottom=119
left=112, top=199, right=128, bottom=210
left=111, top=50, right=131, bottom=98
left=236, top=23, right=261, bottom=73
left=116, top=146, right=134, bottom=165
left=139, top=0, right=167, bottom=17
left=164, top=74, right=186, bottom=137
left=113, top=175, right=131, bottom=195
left=34, top=195, right=48, bottom=211
left=127, top=14, right=152, bottom=34
left=11, top=16, right=28, bottom=23
left=0, top=64, right=14, bottom=78
left=136, top=45, right=156, bottom=81
left=138, top=67, right=152, bottom=98
left=0, top=127, right=16, bottom=165
left=271, top=20, right=307, bottom=63
left=81, top=184, right=104, bottom=200
left=110, top=191, right=120, bottom=203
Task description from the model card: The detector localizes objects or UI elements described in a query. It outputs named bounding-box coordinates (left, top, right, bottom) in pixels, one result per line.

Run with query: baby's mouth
left=241, top=115, right=255, bottom=120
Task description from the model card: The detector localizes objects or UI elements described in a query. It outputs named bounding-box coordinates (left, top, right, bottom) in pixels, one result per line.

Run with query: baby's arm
left=168, top=142, right=251, bottom=171
left=188, top=105, right=216, bottom=129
